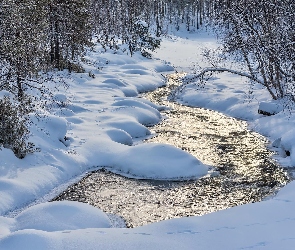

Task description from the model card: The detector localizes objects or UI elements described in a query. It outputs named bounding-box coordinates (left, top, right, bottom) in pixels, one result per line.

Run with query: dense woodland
left=0, top=0, right=294, bottom=157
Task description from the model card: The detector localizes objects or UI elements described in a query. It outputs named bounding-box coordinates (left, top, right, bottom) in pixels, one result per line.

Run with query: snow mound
left=112, top=99, right=160, bottom=115
left=102, top=79, right=127, bottom=87
left=14, top=201, right=111, bottom=232
left=120, top=64, right=148, bottom=70
left=154, top=64, right=175, bottom=72
left=114, top=143, right=209, bottom=180
left=123, top=69, right=149, bottom=75
left=280, top=129, right=295, bottom=165
left=0, top=230, right=56, bottom=250
left=115, top=97, right=163, bottom=111
left=281, top=129, right=295, bottom=153
left=102, top=119, right=151, bottom=138
left=110, top=104, right=161, bottom=126
left=258, top=101, right=284, bottom=116
left=30, top=114, right=68, bottom=148
left=105, top=128, right=133, bottom=145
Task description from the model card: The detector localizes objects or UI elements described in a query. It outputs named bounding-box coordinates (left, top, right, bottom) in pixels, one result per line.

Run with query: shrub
left=0, top=96, right=36, bottom=159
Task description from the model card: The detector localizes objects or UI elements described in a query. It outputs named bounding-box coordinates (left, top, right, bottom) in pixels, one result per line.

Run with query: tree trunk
left=17, top=73, right=23, bottom=101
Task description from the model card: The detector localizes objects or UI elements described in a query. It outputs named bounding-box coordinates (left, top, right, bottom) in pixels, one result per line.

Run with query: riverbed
left=53, top=74, right=289, bottom=228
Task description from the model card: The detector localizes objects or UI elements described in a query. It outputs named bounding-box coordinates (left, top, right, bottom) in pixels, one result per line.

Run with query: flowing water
left=53, top=74, right=290, bottom=228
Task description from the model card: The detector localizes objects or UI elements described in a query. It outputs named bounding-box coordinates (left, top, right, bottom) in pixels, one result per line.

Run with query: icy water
left=53, top=74, right=289, bottom=228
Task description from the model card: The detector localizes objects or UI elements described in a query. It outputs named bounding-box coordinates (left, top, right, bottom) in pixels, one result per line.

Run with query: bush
left=0, top=96, right=36, bottom=159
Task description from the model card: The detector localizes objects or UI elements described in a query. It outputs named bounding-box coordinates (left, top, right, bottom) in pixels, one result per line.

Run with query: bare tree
left=179, top=0, right=295, bottom=102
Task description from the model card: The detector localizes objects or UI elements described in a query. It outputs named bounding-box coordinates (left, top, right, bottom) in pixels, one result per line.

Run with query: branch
left=185, top=67, right=265, bottom=85
left=170, top=67, right=266, bottom=100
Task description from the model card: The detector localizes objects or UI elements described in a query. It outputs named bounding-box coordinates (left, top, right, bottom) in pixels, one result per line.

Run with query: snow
left=14, top=201, right=111, bottom=232
left=113, top=143, right=208, bottom=179
left=1, top=26, right=295, bottom=249
left=258, top=100, right=284, bottom=116
left=2, top=184, right=295, bottom=250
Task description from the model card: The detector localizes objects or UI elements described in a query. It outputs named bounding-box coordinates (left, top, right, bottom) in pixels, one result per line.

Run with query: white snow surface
left=14, top=201, right=111, bottom=232
left=1, top=27, right=295, bottom=249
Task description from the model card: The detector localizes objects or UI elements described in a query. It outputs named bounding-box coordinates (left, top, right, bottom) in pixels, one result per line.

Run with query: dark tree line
left=91, top=0, right=211, bottom=55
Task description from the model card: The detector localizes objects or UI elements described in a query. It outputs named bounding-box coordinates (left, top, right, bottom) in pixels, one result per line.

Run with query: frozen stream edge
left=53, top=73, right=290, bottom=228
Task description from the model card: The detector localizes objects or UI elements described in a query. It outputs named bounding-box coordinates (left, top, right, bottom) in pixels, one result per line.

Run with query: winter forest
left=0, top=0, right=294, bottom=159
left=1, top=1, right=295, bottom=249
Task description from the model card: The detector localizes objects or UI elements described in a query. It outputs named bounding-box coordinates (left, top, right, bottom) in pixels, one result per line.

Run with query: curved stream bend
left=53, top=73, right=290, bottom=228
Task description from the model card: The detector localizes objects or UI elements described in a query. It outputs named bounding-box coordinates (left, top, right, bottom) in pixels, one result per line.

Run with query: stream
left=53, top=74, right=290, bottom=228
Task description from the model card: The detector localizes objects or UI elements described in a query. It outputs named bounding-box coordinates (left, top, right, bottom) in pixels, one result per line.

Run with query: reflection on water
left=53, top=74, right=290, bottom=228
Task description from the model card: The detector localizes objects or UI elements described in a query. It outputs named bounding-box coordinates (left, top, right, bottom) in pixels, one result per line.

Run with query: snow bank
left=0, top=201, right=111, bottom=249
left=114, top=143, right=208, bottom=179
left=14, top=201, right=111, bottom=232
left=258, top=100, right=284, bottom=116
left=2, top=183, right=295, bottom=250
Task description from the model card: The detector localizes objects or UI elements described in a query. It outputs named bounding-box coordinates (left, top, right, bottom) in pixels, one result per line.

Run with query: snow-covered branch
left=170, top=67, right=265, bottom=100
left=185, top=67, right=265, bottom=86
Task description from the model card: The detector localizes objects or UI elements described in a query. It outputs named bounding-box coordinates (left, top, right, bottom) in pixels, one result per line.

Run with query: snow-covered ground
left=1, top=27, right=295, bottom=249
